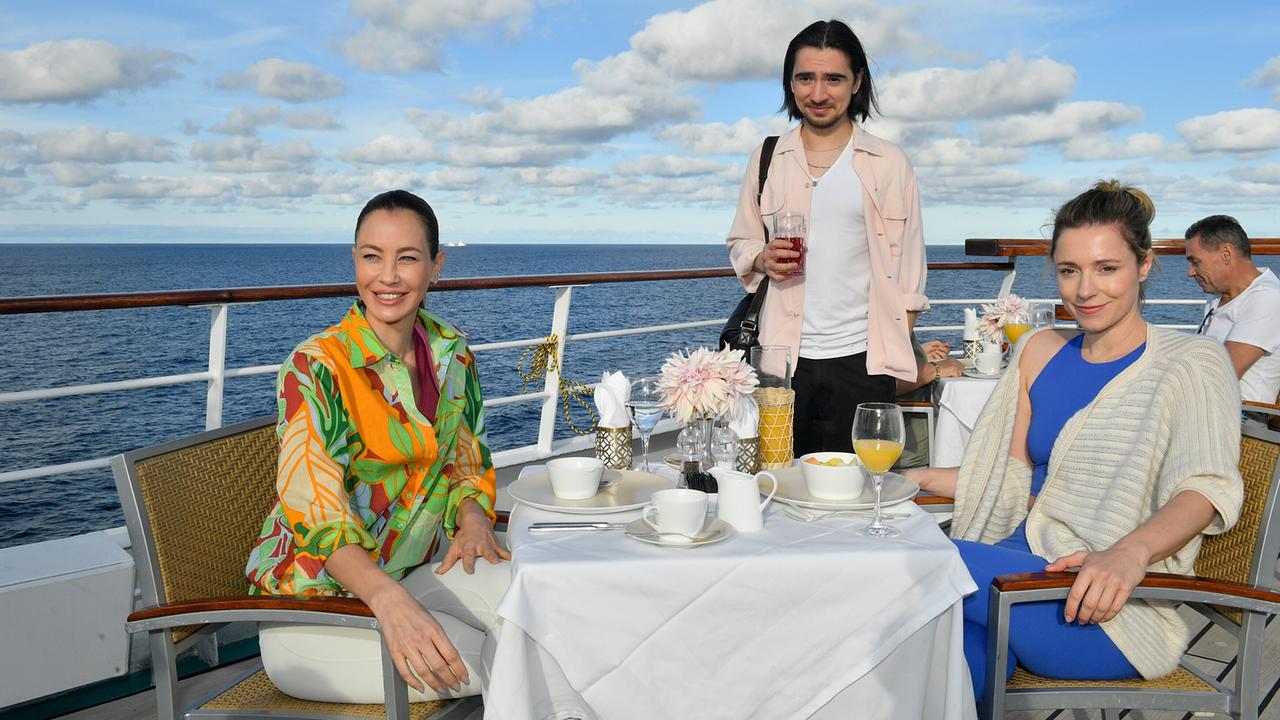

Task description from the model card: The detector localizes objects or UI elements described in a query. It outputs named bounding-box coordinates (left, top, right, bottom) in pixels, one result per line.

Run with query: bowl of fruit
left=798, top=452, right=866, bottom=500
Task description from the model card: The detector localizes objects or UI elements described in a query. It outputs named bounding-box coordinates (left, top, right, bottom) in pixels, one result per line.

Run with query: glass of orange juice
left=1003, top=309, right=1031, bottom=346
left=852, top=402, right=905, bottom=538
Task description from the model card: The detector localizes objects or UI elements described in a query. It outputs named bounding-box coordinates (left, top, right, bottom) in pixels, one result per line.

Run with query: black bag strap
left=740, top=135, right=779, bottom=332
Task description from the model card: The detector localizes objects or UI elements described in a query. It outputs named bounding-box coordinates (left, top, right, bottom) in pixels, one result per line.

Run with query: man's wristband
left=929, top=361, right=942, bottom=387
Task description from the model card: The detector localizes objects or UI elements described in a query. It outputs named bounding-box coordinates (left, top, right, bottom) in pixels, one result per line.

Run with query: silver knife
left=527, top=521, right=628, bottom=533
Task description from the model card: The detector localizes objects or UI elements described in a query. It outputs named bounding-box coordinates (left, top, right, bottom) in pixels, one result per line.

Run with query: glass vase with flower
left=657, top=347, right=759, bottom=473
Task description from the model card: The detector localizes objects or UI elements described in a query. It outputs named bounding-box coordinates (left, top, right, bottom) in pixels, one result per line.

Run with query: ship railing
left=1, top=236, right=1276, bottom=486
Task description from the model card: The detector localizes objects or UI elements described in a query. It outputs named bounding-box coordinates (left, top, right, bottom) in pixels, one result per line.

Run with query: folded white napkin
left=963, top=308, right=979, bottom=341
left=594, top=371, right=631, bottom=428
left=728, top=394, right=759, bottom=439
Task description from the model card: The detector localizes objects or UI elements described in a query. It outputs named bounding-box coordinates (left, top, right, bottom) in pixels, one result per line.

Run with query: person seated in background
left=245, top=190, right=510, bottom=704
left=908, top=181, right=1243, bottom=699
left=1184, top=214, right=1280, bottom=405
left=894, top=335, right=963, bottom=469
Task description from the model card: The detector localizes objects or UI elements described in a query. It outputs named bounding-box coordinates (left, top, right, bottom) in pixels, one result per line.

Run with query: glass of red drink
left=773, top=212, right=806, bottom=276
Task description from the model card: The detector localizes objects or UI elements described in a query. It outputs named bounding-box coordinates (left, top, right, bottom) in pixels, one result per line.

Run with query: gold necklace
left=804, top=143, right=845, bottom=152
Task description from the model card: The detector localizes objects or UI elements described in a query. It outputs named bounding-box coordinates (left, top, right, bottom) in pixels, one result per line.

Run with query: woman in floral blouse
left=245, top=190, right=509, bottom=703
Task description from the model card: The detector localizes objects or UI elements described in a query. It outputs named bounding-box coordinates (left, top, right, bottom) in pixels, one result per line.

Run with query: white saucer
left=509, top=469, right=674, bottom=515
left=624, top=517, right=734, bottom=548
left=962, top=366, right=1004, bottom=379
left=764, top=464, right=919, bottom=511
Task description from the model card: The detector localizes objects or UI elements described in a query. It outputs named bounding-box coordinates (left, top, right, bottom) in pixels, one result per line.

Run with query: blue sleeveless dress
left=955, top=334, right=1145, bottom=698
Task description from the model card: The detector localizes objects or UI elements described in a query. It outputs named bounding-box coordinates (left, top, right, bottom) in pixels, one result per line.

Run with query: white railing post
left=205, top=304, right=228, bottom=430
left=535, top=286, right=578, bottom=456
left=996, top=259, right=1017, bottom=298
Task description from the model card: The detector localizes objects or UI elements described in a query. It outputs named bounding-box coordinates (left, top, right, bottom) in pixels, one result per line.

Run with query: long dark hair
left=354, top=189, right=440, bottom=259
left=780, top=19, right=879, bottom=123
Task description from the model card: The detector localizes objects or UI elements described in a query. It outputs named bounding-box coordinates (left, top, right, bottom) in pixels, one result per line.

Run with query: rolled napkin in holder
left=728, top=395, right=759, bottom=439
left=594, top=371, right=633, bottom=469
left=593, top=371, right=631, bottom=429
left=963, top=308, right=981, bottom=360
left=963, top=308, right=979, bottom=341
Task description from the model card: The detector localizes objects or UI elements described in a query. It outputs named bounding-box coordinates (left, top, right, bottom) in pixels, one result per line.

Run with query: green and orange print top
left=245, top=302, right=496, bottom=597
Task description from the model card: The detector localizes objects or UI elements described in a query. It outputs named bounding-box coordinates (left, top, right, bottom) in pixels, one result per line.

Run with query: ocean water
left=1, top=243, right=1274, bottom=548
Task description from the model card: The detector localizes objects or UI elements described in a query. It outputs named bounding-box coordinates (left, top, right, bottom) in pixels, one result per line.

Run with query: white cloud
left=67, top=175, right=236, bottom=205
left=239, top=173, right=320, bottom=198
left=628, top=0, right=924, bottom=82
left=343, top=0, right=533, bottom=72
left=0, top=39, right=188, bottom=103
left=422, top=167, right=486, bottom=189
left=658, top=117, right=794, bottom=156
left=599, top=174, right=737, bottom=205
left=190, top=138, right=316, bottom=173
left=614, top=154, right=731, bottom=177
left=281, top=110, right=341, bottom=131
left=211, top=105, right=342, bottom=135
left=1245, top=56, right=1280, bottom=104
left=0, top=177, right=32, bottom=197
left=910, top=138, right=1027, bottom=167
left=5, top=127, right=177, bottom=163
left=975, top=101, right=1144, bottom=146
left=1060, top=132, right=1184, bottom=161
left=38, top=162, right=120, bottom=187
left=217, top=59, right=344, bottom=102
left=342, top=135, right=439, bottom=164
left=509, top=167, right=607, bottom=187
left=446, top=142, right=589, bottom=167
left=1229, top=163, right=1280, bottom=184
left=1176, top=108, right=1280, bottom=153
left=880, top=55, right=1075, bottom=120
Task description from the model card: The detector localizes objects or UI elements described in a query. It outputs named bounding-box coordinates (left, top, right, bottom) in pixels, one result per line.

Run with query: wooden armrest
left=914, top=494, right=953, bottom=506
left=495, top=509, right=511, bottom=527
left=128, top=595, right=373, bottom=626
left=991, top=571, right=1280, bottom=612
left=897, top=401, right=934, bottom=409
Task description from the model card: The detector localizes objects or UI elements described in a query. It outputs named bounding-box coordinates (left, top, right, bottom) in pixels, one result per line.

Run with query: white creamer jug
left=709, top=467, right=778, bottom=532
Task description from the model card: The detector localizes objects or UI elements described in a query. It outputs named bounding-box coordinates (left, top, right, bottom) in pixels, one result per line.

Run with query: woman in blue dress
left=909, top=181, right=1243, bottom=697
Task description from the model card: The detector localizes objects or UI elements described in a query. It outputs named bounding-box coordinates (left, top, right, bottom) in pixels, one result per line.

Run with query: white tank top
left=799, top=139, right=870, bottom=359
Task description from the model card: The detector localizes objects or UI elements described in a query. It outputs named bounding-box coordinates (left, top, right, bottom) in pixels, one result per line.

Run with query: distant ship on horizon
left=445, top=241, right=467, bottom=248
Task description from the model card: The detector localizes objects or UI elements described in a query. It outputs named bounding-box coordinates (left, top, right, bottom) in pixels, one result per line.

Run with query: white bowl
left=546, top=457, right=605, bottom=500
left=798, top=452, right=865, bottom=500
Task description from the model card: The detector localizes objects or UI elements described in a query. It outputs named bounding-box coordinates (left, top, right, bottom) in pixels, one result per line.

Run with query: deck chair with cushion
left=979, top=402, right=1280, bottom=720
left=113, top=415, right=481, bottom=720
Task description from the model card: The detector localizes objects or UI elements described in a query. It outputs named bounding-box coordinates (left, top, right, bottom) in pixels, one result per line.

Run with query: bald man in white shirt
left=1185, top=215, right=1280, bottom=404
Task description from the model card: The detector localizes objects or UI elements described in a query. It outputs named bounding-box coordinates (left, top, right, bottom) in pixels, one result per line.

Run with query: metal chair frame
left=979, top=405, right=1280, bottom=719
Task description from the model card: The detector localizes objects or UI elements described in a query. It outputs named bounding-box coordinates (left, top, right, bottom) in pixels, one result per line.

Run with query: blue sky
left=1, top=0, right=1278, bottom=245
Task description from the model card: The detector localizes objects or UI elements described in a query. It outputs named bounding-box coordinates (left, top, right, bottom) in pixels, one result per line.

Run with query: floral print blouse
left=246, top=302, right=496, bottom=596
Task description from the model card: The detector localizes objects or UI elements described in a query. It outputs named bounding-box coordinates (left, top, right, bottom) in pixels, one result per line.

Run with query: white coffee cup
left=975, top=349, right=1003, bottom=375
left=641, top=488, right=708, bottom=538
left=546, top=457, right=604, bottom=500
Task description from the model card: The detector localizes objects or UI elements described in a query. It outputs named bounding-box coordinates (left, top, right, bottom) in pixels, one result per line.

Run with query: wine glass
left=852, top=403, right=905, bottom=539
left=627, top=376, right=665, bottom=472
left=1002, top=309, right=1032, bottom=346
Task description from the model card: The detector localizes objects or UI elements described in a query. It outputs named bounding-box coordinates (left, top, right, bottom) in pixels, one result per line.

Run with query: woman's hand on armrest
left=326, top=544, right=467, bottom=694
left=1046, top=490, right=1218, bottom=625
left=904, top=466, right=957, bottom=499
left=437, top=497, right=511, bottom=575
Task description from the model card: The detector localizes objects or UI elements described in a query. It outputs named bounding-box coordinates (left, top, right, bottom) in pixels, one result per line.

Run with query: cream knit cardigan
left=951, top=324, right=1243, bottom=678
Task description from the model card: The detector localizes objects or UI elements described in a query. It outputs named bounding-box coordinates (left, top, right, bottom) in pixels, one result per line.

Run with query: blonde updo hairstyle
left=1050, top=180, right=1156, bottom=299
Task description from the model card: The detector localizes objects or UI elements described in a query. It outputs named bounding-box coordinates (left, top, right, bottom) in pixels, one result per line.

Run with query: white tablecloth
left=932, top=376, right=999, bottom=467
left=483, top=467, right=978, bottom=720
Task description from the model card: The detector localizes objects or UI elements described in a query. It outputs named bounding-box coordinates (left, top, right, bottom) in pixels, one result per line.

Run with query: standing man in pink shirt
left=726, top=19, right=928, bottom=455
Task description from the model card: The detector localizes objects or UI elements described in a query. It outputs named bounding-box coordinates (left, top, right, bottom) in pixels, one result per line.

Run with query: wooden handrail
left=967, top=238, right=1280, bottom=257
left=0, top=260, right=1014, bottom=315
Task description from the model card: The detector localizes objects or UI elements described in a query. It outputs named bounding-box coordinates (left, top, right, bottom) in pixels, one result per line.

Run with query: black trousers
left=792, top=352, right=896, bottom=457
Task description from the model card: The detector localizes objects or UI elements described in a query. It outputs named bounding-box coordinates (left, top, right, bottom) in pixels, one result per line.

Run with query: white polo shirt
left=1201, top=268, right=1280, bottom=404
left=799, top=139, right=871, bottom=359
